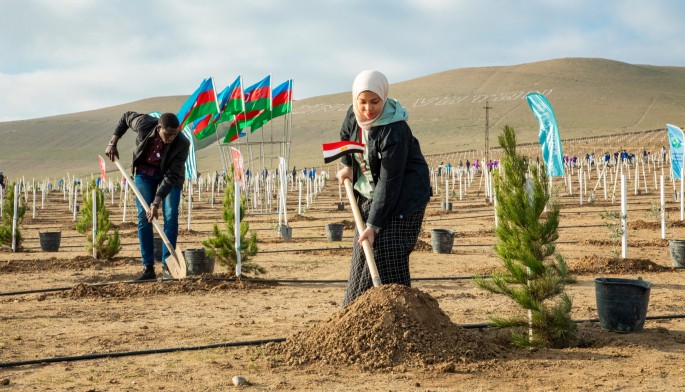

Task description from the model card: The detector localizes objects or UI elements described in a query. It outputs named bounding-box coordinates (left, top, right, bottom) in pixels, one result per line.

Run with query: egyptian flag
left=322, top=140, right=365, bottom=164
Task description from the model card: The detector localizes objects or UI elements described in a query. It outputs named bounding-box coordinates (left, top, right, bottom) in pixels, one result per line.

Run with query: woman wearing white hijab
left=336, top=70, right=431, bottom=306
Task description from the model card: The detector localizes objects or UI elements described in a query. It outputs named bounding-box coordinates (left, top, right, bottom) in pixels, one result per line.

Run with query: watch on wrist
left=151, top=201, right=159, bottom=208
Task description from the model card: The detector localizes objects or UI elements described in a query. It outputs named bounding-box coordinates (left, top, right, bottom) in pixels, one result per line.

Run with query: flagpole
left=268, top=74, right=273, bottom=172
left=286, top=80, right=293, bottom=182
left=239, top=76, right=255, bottom=178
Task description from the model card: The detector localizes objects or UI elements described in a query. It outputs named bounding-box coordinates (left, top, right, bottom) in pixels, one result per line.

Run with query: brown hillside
left=1, top=57, right=684, bottom=178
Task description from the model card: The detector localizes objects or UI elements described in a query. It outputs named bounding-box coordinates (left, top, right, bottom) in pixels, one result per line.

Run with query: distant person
left=0, top=171, right=5, bottom=190
left=105, top=112, right=189, bottom=281
left=336, top=70, right=431, bottom=307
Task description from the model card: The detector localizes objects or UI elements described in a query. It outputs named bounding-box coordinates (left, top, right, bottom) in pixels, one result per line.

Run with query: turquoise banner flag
left=526, top=93, right=564, bottom=177
left=148, top=111, right=197, bottom=180
left=667, top=124, right=684, bottom=180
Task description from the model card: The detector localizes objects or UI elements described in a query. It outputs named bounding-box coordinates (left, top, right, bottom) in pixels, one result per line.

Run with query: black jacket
left=114, top=111, right=190, bottom=199
left=340, top=106, right=431, bottom=229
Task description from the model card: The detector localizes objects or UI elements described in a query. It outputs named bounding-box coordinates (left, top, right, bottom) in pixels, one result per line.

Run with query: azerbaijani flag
left=177, top=78, right=218, bottom=130
left=191, top=114, right=213, bottom=138
left=271, top=79, right=293, bottom=118
left=223, top=111, right=262, bottom=143
left=231, top=75, right=270, bottom=133
left=244, top=75, right=271, bottom=113
left=195, top=76, right=245, bottom=141
left=177, top=78, right=206, bottom=125
left=252, top=79, right=293, bottom=132
left=322, top=140, right=365, bottom=164
left=220, top=76, right=244, bottom=117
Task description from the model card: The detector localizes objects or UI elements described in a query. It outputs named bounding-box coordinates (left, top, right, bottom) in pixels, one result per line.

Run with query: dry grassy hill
left=2, top=57, right=684, bottom=179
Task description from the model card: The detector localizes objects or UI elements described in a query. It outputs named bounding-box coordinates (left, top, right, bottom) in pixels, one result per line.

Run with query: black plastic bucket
left=594, top=277, right=652, bottom=332
left=668, top=240, right=685, bottom=267
left=431, top=229, right=455, bottom=254
left=153, top=237, right=163, bottom=262
left=183, top=248, right=214, bottom=275
left=39, top=231, right=61, bottom=252
left=325, top=223, right=344, bottom=241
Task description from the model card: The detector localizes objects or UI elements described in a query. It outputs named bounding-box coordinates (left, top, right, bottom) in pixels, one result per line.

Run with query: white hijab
left=352, top=70, right=389, bottom=130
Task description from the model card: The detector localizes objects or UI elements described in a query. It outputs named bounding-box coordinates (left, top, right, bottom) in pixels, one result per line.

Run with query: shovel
left=343, top=178, right=381, bottom=287
left=113, top=158, right=187, bottom=278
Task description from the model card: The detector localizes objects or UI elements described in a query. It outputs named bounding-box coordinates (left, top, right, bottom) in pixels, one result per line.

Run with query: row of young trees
left=0, top=172, right=264, bottom=276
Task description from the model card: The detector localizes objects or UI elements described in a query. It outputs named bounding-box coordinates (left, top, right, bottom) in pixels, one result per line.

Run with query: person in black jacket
left=336, top=70, right=431, bottom=306
left=105, top=112, right=190, bottom=280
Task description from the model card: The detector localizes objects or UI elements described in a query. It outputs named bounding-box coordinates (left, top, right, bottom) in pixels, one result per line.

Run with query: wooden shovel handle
left=113, top=158, right=186, bottom=278
left=343, top=178, right=381, bottom=287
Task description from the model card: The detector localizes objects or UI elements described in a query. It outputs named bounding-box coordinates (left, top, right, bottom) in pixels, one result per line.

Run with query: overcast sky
left=1, top=0, right=684, bottom=121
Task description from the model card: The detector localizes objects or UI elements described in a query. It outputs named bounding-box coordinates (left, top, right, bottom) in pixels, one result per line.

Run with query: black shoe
left=135, top=265, right=156, bottom=281
left=161, top=264, right=173, bottom=280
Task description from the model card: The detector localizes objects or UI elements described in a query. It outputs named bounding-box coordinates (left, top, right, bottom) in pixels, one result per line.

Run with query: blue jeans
left=135, top=173, right=182, bottom=267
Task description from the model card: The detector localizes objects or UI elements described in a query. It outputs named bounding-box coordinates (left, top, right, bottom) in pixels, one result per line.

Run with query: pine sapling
left=475, top=125, right=576, bottom=348
left=75, top=180, right=121, bottom=259
left=203, top=167, right=263, bottom=275
left=0, top=182, right=27, bottom=249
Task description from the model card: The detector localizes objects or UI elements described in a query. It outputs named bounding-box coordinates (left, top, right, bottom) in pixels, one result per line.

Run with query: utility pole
left=484, top=100, right=492, bottom=164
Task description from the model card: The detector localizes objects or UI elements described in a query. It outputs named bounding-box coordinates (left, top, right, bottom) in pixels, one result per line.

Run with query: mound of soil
left=629, top=220, right=662, bottom=230
left=413, top=239, right=433, bottom=252
left=0, top=256, right=133, bottom=273
left=426, top=209, right=453, bottom=217
left=339, top=220, right=355, bottom=230
left=294, top=247, right=351, bottom=256
left=569, top=255, right=668, bottom=274
left=579, top=239, right=667, bottom=247
left=271, top=284, right=501, bottom=371
left=458, top=228, right=495, bottom=238
left=287, top=214, right=318, bottom=222
left=60, top=278, right=273, bottom=299
left=112, top=221, right=138, bottom=230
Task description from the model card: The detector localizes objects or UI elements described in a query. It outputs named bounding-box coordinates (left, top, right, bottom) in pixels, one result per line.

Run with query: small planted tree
left=75, top=180, right=121, bottom=259
left=203, top=167, right=263, bottom=275
left=475, top=125, right=576, bottom=348
left=0, top=182, right=27, bottom=249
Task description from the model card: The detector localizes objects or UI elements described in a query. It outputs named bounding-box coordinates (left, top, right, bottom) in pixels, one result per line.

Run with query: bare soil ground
left=2, top=172, right=685, bottom=391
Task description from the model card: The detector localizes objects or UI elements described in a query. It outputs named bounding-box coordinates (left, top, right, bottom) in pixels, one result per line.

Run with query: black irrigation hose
left=0, top=338, right=286, bottom=368
left=3, top=314, right=685, bottom=369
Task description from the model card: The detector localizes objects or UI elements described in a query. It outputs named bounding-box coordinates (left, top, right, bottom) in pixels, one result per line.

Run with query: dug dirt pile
left=569, top=255, right=668, bottom=274
left=272, top=284, right=501, bottom=370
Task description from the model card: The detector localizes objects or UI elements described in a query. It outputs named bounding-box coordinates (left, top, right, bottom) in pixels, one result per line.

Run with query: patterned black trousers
left=342, top=197, right=426, bottom=307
